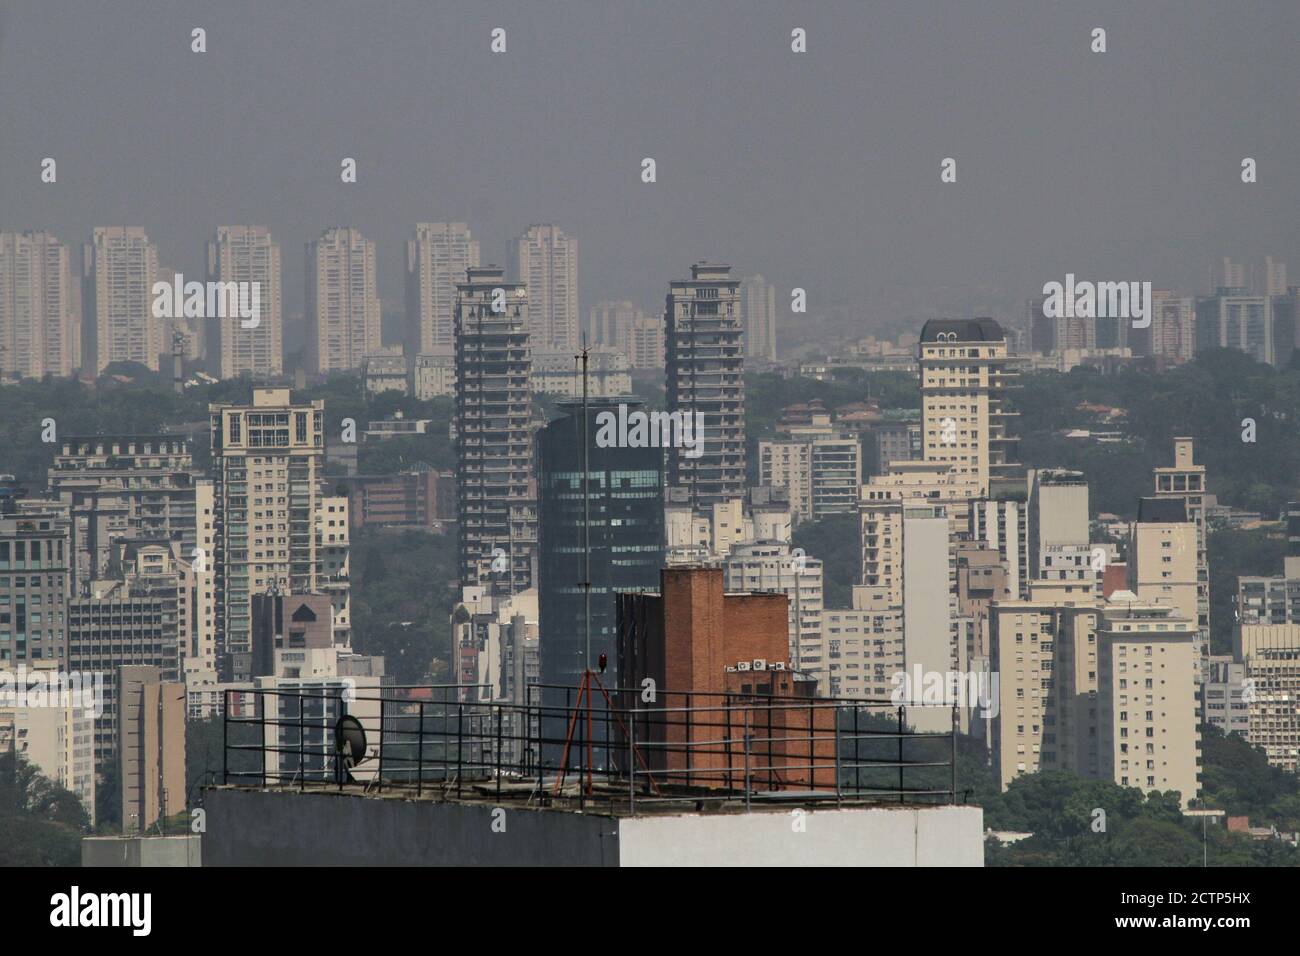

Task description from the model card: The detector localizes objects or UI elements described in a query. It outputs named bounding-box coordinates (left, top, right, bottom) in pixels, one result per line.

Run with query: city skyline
left=3, top=1, right=1299, bottom=334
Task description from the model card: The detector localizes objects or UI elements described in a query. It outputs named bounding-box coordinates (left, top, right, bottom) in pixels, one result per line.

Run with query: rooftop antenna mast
left=579, top=340, right=591, bottom=672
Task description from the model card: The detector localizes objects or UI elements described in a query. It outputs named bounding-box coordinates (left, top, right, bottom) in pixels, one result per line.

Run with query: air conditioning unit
left=724, top=665, right=737, bottom=672
left=752, top=659, right=767, bottom=671
left=771, top=662, right=787, bottom=671
left=736, top=661, right=752, bottom=672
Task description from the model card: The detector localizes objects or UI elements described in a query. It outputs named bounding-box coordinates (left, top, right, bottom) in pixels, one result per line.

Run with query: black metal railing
left=220, top=681, right=962, bottom=813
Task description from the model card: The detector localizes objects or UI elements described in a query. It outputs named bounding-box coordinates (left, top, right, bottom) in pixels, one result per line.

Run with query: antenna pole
left=581, top=345, right=591, bottom=672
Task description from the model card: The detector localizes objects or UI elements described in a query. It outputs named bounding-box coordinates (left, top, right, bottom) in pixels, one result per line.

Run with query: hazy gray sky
left=2, top=0, right=1298, bottom=335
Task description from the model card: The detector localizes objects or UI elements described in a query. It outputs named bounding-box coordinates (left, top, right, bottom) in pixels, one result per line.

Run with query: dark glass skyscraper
left=537, top=396, right=664, bottom=694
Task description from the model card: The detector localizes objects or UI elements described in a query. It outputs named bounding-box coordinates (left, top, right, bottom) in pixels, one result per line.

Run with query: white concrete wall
left=617, top=805, right=983, bottom=866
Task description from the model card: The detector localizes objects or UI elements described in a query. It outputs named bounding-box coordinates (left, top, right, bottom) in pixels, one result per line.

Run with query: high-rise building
left=0, top=697, right=96, bottom=824
left=83, top=227, right=161, bottom=374
left=67, top=581, right=176, bottom=768
left=1027, top=468, right=1090, bottom=582
left=740, top=274, right=777, bottom=362
left=1196, top=290, right=1273, bottom=365
left=664, top=262, right=745, bottom=509
left=1127, top=498, right=1199, bottom=627
left=759, top=437, right=861, bottom=523
left=454, top=266, right=537, bottom=597
left=306, top=228, right=380, bottom=374
left=531, top=347, right=631, bottom=397
left=206, top=226, right=283, bottom=378
left=1238, top=556, right=1300, bottom=626
left=821, top=589, right=905, bottom=700
left=1147, top=291, right=1195, bottom=363
left=1151, top=438, right=1209, bottom=674
left=901, top=505, right=956, bottom=733
left=626, top=313, right=665, bottom=369
left=1264, top=257, right=1288, bottom=297
left=1203, top=655, right=1249, bottom=737
left=0, top=504, right=71, bottom=667
left=47, top=435, right=199, bottom=591
left=586, top=301, right=664, bottom=370
left=1239, top=623, right=1300, bottom=771
left=969, top=494, right=1030, bottom=600
left=587, top=299, right=638, bottom=349
left=0, top=230, right=79, bottom=379
left=513, top=224, right=578, bottom=353
left=1217, top=257, right=1245, bottom=290
left=406, top=222, right=480, bottom=356
left=1096, top=595, right=1200, bottom=807
left=537, top=397, right=664, bottom=691
left=117, top=665, right=186, bottom=832
left=917, top=318, right=1019, bottom=498
left=209, top=388, right=327, bottom=666
left=991, top=579, right=1100, bottom=790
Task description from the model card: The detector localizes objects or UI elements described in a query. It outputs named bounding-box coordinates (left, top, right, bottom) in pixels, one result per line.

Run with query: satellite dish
left=334, top=715, right=368, bottom=783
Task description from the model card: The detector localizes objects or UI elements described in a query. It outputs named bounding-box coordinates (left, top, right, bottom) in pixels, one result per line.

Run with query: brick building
left=615, top=567, right=833, bottom=791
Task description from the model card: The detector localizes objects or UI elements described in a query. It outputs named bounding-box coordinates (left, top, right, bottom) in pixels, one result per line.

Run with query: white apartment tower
left=84, top=227, right=161, bottom=374
left=917, top=318, right=1018, bottom=498
left=513, top=224, right=578, bottom=353
left=306, top=228, right=380, bottom=374
left=406, top=222, right=480, bottom=355
left=1151, top=438, right=1209, bottom=676
left=209, top=388, right=327, bottom=663
left=0, top=231, right=79, bottom=379
left=206, top=226, right=283, bottom=378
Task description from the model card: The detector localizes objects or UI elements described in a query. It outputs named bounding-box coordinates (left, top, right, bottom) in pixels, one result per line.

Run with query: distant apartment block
left=759, top=436, right=861, bottom=523
left=1196, top=290, right=1274, bottom=365
left=1238, top=623, right=1300, bottom=772
left=1203, top=655, right=1250, bottom=737
left=362, top=348, right=409, bottom=395
left=206, top=225, right=283, bottom=378
left=531, top=347, right=631, bottom=398
left=83, top=227, right=161, bottom=374
left=405, top=222, right=480, bottom=355
left=0, top=230, right=80, bottom=379
left=412, top=350, right=456, bottom=398
left=740, top=274, right=777, bottom=362
left=338, top=469, right=455, bottom=534
left=821, top=590, right=905, bottom=700
left=587, top=300, right=663, bottom=369
left=513, top=224, right=579, bottom=353
left=306, top=228, right=380, bottom=374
